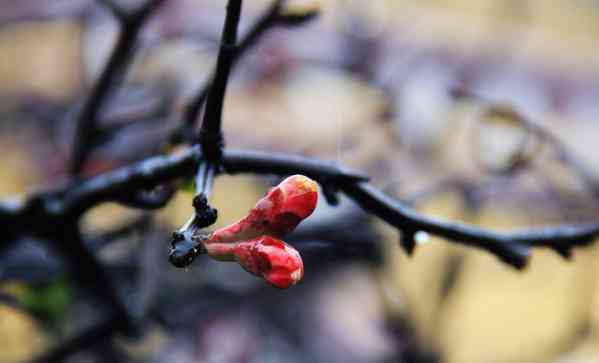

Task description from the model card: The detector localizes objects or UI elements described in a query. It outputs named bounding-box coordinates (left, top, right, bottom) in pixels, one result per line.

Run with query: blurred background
left=1, top=0, right=599, bottom=362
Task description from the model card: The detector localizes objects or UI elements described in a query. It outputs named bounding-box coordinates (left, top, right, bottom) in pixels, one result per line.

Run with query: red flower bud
left=208, top=175, right=318, bottom=244
left=205, top=236, right=304, bottom=288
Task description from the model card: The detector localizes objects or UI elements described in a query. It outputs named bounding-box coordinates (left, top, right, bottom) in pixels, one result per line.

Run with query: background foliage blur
left=1, top=0, right=599, bottom=362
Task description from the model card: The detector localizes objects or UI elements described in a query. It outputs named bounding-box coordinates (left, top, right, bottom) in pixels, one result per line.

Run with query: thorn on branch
left=554, top=245, right=572, bottom=259
left=400, top=230, right=416, bottom=256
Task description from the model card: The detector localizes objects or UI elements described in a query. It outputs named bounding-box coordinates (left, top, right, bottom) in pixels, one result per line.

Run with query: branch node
left=277, top=9, right=319, bottom=26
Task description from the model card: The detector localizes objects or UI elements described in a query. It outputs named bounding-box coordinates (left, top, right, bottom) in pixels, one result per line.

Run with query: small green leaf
left=17, top=278, right=72, bottom=322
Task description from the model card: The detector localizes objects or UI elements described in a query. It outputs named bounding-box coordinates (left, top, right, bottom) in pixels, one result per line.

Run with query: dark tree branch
left=174, top=0, right=318, bottom=145
left=196, top=0, right=243, bottom=162
left=343, top=184, right=522, bottom=268
left=3, top=147, right=598, bottom=269
left=178, top=0, right=280, bottom=143
left=69, top=0, right=166, bottom=175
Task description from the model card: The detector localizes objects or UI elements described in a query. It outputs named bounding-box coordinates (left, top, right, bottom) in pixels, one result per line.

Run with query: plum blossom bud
left=205, top=236, right=304, bottom=289
left=208, top=175, right=318, bottom=243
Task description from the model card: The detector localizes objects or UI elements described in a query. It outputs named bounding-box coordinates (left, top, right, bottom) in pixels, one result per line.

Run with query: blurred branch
left=87, top=214, right=151, bottom=251
left=28, top=313, right=123, bottom=363
left=115, top=185, right=176, bottom=210
left=69, top=0, right=166, bottom=175
left=53, top=225, right=133, bottom=327
left=0, top=293, right=28, bottom=313
left=527, top=120, right=599, bottom=197
left=454, top=89, right=599, bottom=196
left=96, top=0, right=127, bottom=20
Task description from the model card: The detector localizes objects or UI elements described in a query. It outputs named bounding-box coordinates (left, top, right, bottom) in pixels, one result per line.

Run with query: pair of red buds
left=202, top=175, right=318, bottom=289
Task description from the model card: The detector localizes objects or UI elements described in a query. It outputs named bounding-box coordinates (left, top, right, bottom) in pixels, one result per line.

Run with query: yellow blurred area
left=0, top=21, right=81, bottom=100
left=0, top=298, right=47, bottom=363
left=0, top=140, right=42, bottom=197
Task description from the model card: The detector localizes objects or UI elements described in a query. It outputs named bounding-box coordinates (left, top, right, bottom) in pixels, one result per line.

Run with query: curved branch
left=342, top=183, right=598, bottom=268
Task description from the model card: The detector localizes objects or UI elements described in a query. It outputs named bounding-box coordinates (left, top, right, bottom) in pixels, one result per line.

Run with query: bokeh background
left=2, top=1, right=599, bottom=362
